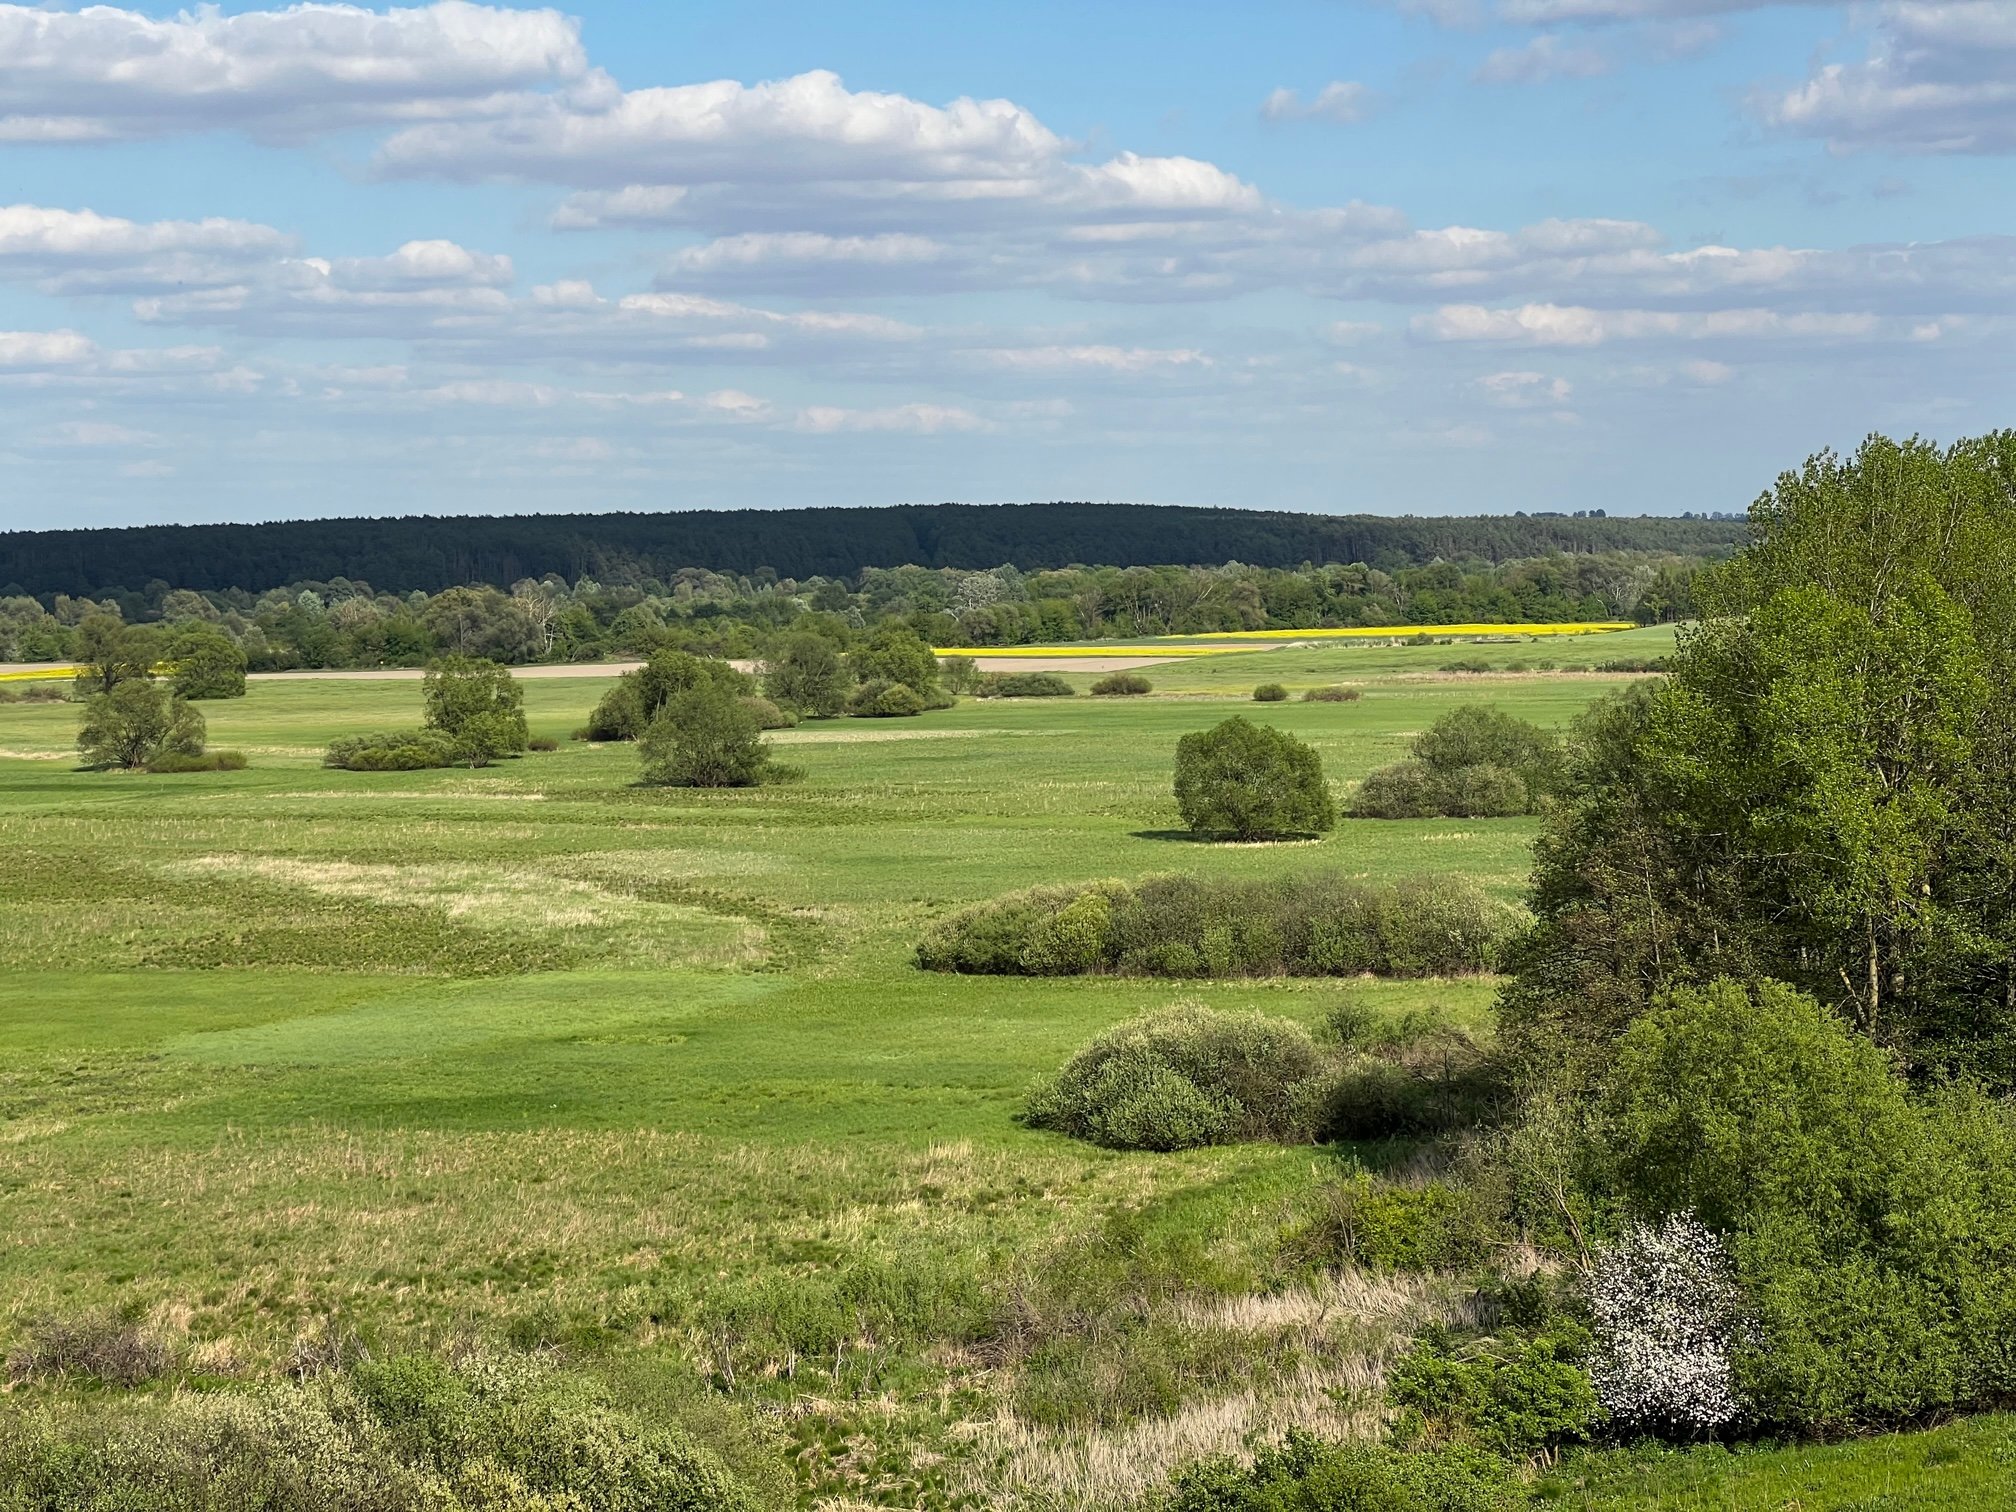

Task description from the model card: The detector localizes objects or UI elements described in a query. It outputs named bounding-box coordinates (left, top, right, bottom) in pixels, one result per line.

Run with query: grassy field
left=6, top=630, right=2000, bottom=1509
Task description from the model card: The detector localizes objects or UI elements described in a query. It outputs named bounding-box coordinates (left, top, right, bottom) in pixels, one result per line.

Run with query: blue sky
left=0, top=0, right=2010, bottom=528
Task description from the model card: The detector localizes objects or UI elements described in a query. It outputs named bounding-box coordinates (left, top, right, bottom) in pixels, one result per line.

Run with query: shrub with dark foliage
left=1091, top=671, right=1152, bottom=696
left=1166, top=1429, right=1523, bottom=1512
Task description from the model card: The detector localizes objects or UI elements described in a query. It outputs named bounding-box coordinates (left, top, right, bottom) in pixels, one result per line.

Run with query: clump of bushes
left=1352, top=706, right=1561, bottom=819
left=1323, top=1000, right=1500, bottom=1138
left=1388, top=1325, right=1598, bottom=1458
left=1174, top=716, right=1335, bottom=840
left=1168, top=1431, right=1522, bottom=1512
left=1593, top=656, right=1669, bottom=673
left=0, top=682, right=69, bottom=704
left=740, top=695, right=795, bottom=729
left=915, top=872, right=1512, bottom=979
left=845, top=679, right=927, bottom=717
left=166, top=624, right=248, bottom=699
left=0, top=1350, right=784, bottom=1511
left=526, top=735, right=559, bottom=752
left=1023, top=1003, right=1334, bottom=1150
left=1252, top=682, right=1288, bottom=702
left=976, top=671, right=1075, bottom=698
left=1441, top=659, right=1495, bottom=674
left=1091, top=671, right=1152, bottom=696
left=589, top=650, right=750, bottom=741
left=325, top=730, right=457, bottom=771
left=145, top=749, right=248, bottom=774
left=1302, top=685, right=1362, bottom=702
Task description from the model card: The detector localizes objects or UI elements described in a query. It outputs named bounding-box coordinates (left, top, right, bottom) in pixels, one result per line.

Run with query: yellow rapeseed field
left=0, top=666, right=77, bottom=682
left=1198, top=622, right=1635, bottom=640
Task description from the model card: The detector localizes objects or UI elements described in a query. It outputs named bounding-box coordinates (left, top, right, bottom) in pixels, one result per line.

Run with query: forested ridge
left=0, top=501, right=1745, bottom=598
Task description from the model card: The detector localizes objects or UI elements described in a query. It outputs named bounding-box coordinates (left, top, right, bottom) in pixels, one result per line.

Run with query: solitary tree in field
left=764, top=634, right=851, bottom=718
left=1173, top=716, right=1335, bottom=840
left=77, top=680, right=206, bottom=770
left=639, top=683, right=772, bottom=787
left=421, top=656, right=528, bottom=764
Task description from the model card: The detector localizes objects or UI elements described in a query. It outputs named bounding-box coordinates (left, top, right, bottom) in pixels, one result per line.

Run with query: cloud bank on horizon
left=0, top=0, right=2010, bottom=528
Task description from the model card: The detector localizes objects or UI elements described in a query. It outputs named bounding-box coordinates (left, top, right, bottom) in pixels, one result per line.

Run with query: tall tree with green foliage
left=763, top=634, right=850, bottom=718
left=72, top=615, right=163, bottom=696
left=76, top=680, right=206, bottom=770
left=166, top=624, right=248, bottom=699
left=1503, top=430, right=2016, bottom=1085
left=1173, top=716, right=1335, bottom=840
left=421, top=656, right=528, bottom=764
left=638, top=683, right=773, bottom=788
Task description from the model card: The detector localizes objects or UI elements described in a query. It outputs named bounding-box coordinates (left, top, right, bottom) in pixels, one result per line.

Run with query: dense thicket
left=915, top=874, right=1510, bottom=978
left=1352, top=706, right=1563, bottom=820
left=0, top=503, right=1744, bottom=599
left=1501, top=430, right=2016, bottom=1086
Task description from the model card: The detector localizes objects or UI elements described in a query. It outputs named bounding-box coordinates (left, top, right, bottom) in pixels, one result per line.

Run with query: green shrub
left=324, top=729, right=457, bottom=771
left=589, top=650, right=752, bottom=740
left=1441, top=659, right=1495, bottom=674
left=739, top=695, right=796, bottom=729
left=1167, top=1429, right=1524, bottom=1512
left=1024, top=1003, right=1334, bottom=1150
left=421, top=656, right=528, bottom=761
left=845, top=679, right=927, bottom=717
left=1388, top=1326, right=1598, bottom=1459
left=1302, top=685, right=1362, bottom=703
left=1323, top=1011, right=1499, bottom=1139
left=0, top=1350, right=781, bottom=1511
left=1580, top=978, right=2016, bottom=1432
left=1253, top=682, right=1289, bottom=702
left=977, top=671, right=1075, bottom=698
left=916, top=873, right=1511, bottom=978
left=1352, top=707, right=1559, bottom=819
left=1091, top=671, right=1152, bottom=696
left=638, top=684, right=774, bottom=787
left=1353, top=761, right=1532, bottom=820
left=1319, top=1175, right=1494, bottom=1271
left=526, top=736, right=559, bottom=752
left=763, top=634, right=850, bottom=717
left=1174, top=716, right=1335, bottom=840
left=145, top=749, right=248, bottom=773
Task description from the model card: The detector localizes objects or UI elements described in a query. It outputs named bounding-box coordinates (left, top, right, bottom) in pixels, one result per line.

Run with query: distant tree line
left=0, top=549, right=1707, bottom=671
left=0, top=501, right=1744, bottom=600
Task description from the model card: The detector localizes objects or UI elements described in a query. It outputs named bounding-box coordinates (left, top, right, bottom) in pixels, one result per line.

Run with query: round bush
left=846, top=680, right=927, bottom=717
left=978, top=672, right=1075, bottom=698
left=1253, top=683, right=1288, bottom=702
left=1302, top=685, right=1363, bottom=703
left=1173, top=716, right=1335, bottom=840
left=1090, top=672, right=1152, bottom=696
left=1023, top=1003, right=1335, bottom=1150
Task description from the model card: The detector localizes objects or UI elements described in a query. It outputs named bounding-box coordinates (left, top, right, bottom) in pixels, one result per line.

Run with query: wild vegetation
left=5, top=432, right=2016, bottom=1509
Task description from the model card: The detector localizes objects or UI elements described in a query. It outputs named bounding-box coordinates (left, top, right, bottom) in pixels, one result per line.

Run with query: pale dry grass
left=963, top=1268, right=1482, bottom=1511
left=769, top=728, right=994, bottom=745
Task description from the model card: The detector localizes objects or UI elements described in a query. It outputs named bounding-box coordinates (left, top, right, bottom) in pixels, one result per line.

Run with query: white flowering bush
left=1588, top=1213, right=1749, bottom=1435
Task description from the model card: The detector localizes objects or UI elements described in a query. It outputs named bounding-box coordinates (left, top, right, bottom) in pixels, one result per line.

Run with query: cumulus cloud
left=0, top=1, right=588, bottom=143
left=0, top=329, right=97, bottom=368
left=1260, top=82, right=1379, bottom=124
left=969, top=345, right=1214, bottom=373
left=1761, top=1, right=2016, bottom=155
left=1477, top=370, right=1574, bottom=405
left=0, top=204, right=292, bottom=293
left=1474, top=35, right=1612, bottom=84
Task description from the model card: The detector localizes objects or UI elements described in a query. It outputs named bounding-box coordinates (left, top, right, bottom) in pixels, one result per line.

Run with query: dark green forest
left=0, top=501, right=1744, bottom=600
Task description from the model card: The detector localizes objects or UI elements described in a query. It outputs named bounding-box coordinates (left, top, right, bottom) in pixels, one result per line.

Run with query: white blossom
left=1588, top=1213, right=1750, bottom=1434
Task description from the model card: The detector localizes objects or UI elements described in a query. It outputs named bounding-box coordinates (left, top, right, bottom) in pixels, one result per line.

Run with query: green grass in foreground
left=5, top=649, right=2002, bottom=1508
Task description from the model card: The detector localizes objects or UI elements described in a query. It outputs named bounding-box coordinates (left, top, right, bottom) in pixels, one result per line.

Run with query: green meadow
left=6, top=623, right=1999, bottom=1508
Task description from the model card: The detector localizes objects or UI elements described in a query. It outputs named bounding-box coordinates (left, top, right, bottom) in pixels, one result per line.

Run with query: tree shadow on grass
left=1129, top=829, right=1328, bottom=844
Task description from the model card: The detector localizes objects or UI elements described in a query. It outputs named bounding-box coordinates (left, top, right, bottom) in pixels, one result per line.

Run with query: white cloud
left=1474, top=35, right=1612, bottom=84
left=1762, top=2, right=2016, bottom=155
left=0, top=1, right=589, bottom=143
left=794, top=403, right=989, bottom=435
left=43, top=420, right=162, bottom=447
left=1260, top=82, right=1379, bottom=124
left=971, top=345, right=1213, bottom=373
left=0, top=329, right=96, bottom=367
left=0, top=204, right=292, bottom=294
left=1415, top=302, right=1890, bottom=345
left=1477, top=370, right=1574, bottom=406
